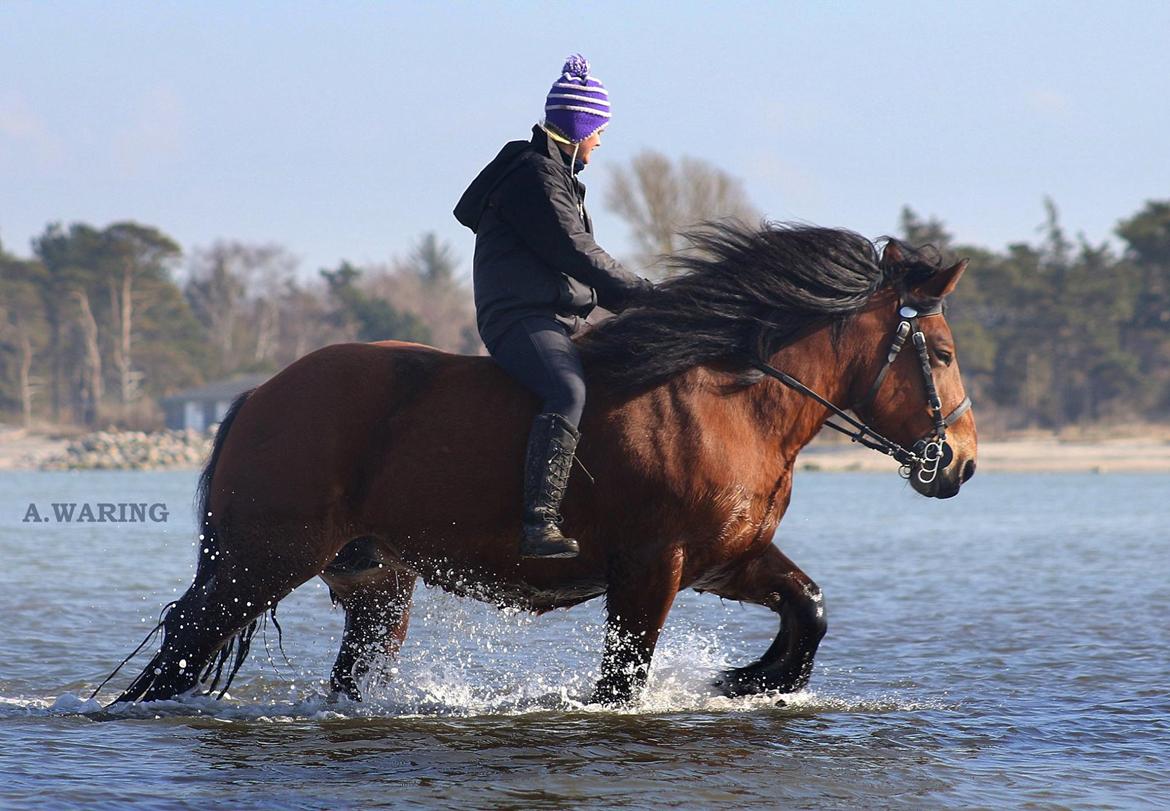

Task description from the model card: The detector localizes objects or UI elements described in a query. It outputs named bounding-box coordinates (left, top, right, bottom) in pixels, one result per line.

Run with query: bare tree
left=606, top=150, right=758, bottom=275
left=185, top=241, right=297, bottom=374
left=0, top=253, right=48, bottom=426
left=16, top=330, right=36, bottom=427
left=102, top=223, right=181, bottom=405
left=185, top=243, right=246, bottom=373
left=0, top=283, right=44, bottom=428
left=277, top=277, right=343, bottom=363
left=70, top=289, right=103, bottom=426
left=247, top=249, right=297, bottom=365
left=363, top=233, right=478, bottom=353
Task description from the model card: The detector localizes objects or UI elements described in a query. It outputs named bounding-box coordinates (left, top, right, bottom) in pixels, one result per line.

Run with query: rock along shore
left=3, top=425, right=1169, bottom=473
left=36, top=429, right=213, bottom=471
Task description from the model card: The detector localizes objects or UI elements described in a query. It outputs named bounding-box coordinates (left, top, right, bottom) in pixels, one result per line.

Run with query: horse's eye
left=935, top=349, right=954, bottom=366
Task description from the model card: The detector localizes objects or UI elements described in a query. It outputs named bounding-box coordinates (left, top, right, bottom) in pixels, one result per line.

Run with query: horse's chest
left=712, top=485, right=756, bottom=544
left=678, top=484, right=784, bottom=588
left=699, top=484, right=783, bottom=555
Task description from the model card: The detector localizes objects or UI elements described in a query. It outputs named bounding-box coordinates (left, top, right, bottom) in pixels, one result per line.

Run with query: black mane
left=578, top=221, right=942, bottom=392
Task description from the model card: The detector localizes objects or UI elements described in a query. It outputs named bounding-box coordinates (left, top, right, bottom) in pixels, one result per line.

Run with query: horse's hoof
left=590, top=687, right=635, bottom=707
left=590, top=678, right=638, bottom=707
left=716, top=666, right=805, bottom=698
left=714, top=667, right=759, bottom=698
left=328, top=678, right=362, bottom=703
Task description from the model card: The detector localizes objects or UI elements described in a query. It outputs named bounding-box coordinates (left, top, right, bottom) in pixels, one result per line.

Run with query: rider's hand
left=632, top=277, right=657, bottom=307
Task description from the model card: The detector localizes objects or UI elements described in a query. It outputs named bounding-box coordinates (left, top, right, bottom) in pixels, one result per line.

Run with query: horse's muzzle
left=909, top=444, right=975, bottom=499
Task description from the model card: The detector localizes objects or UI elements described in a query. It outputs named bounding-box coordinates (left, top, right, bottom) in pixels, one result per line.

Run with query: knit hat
left=543, top=54, right=610, bottom=144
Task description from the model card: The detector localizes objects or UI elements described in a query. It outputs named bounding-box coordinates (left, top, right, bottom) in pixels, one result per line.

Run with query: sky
left=3, top=1, right=1169, bottom=281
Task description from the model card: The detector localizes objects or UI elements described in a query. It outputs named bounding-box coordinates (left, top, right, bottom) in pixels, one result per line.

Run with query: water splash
left=8, top=590, right=950, bottom=723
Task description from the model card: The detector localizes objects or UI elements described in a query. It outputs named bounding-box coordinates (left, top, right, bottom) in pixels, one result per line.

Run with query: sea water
left=1, top=469, right=1167, bottom=809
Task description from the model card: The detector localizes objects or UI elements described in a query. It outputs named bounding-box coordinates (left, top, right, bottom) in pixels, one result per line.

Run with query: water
left=1, top=470, right=1167, bottom=809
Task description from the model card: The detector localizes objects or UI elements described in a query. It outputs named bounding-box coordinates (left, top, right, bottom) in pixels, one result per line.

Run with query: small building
left=160, top=373, right=271, bottom=431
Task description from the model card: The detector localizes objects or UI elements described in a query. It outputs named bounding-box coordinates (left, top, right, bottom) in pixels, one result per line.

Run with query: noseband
left=751, top=300, right=972, bottom=484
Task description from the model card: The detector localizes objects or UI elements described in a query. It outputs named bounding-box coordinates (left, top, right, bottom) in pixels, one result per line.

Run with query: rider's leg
left=488, top=316, right=586, bottom=558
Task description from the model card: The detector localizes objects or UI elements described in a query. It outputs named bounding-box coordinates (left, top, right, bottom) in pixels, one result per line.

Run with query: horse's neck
left=633, top=323, right=854, bottom=487
left=744, top=324, right=856, bottom=465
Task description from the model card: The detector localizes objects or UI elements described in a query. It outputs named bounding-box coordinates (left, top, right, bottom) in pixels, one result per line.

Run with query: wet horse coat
left=108, top=225, right=977, bottom=705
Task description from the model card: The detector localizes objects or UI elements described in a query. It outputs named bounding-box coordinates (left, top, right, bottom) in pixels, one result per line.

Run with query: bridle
left=750, top=299, right=972, bottom=485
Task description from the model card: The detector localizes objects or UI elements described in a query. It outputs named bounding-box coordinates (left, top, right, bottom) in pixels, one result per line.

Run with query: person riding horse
left=454, top=54, right=655, bottom=560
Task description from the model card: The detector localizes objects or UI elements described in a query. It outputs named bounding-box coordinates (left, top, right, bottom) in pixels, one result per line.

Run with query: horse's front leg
left=592, top=547, right=685, bottom=705
left=711, top=543, right=827, bottom=696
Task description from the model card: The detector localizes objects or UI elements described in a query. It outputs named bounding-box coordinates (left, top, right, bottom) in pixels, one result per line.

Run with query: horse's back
left=252, top=340, right=515, bottom=418
left=207, top=341, right=536, bottom=541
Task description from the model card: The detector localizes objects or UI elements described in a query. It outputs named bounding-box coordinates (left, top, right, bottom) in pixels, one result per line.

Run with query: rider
left=454, top=54, right=654, bottom=559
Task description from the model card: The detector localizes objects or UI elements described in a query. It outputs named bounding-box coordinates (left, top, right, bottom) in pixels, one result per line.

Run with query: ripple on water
left=1, top=471, right=1169, bottom=809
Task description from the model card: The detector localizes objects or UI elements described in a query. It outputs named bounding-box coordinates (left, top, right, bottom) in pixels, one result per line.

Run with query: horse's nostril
left=961, top=459, right=977, bottom=482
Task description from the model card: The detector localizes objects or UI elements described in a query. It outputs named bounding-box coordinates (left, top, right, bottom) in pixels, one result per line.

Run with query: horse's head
left=847, top=240, right=977, bottom=499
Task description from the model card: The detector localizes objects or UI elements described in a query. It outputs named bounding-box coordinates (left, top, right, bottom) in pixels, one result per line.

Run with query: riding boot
left=519, top=412, right=581, bottom=559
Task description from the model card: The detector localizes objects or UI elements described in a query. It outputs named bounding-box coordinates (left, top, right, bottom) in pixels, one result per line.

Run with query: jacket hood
left=453, top=138, right=531, bottom=232
left=454, top=127, right=582, bottom=233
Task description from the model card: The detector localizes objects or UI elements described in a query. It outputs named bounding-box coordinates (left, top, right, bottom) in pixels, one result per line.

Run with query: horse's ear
left=882, top=240, right=904, bottom=266
left=914, top=259, right=969, bottom=298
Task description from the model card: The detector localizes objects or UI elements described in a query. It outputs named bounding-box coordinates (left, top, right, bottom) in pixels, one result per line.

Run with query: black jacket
left=455, top=125, right=652, bottom=350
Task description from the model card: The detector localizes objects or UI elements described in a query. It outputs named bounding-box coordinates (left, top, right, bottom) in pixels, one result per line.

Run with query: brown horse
left=106, top=223, right=976, bottom=706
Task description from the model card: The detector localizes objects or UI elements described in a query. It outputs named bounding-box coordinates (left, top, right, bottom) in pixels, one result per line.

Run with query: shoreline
left=2, top=427, right=1169, bottom=474
left=798, top=437, right=1170, bottom=474
left=0, top=428, right=209, bottom=472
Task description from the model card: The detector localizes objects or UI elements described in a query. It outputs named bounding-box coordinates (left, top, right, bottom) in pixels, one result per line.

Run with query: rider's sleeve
left=497, top=163, right=653, bottom=313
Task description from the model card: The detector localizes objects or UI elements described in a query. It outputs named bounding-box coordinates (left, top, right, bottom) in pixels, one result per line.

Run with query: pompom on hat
left=543, top=54, right=610, bottom=145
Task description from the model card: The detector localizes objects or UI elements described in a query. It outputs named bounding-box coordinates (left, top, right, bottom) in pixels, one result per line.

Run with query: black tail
left=190, top=389, right=253, bottom=594
left=100, top=390, right=258, bottom=704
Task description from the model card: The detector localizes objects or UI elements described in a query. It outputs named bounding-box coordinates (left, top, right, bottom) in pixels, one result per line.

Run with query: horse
left=102, top=223, right=977, bottom=706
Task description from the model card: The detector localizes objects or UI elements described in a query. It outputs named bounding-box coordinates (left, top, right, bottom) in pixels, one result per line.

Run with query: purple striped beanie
left=543, top=54, right=611, bottom=144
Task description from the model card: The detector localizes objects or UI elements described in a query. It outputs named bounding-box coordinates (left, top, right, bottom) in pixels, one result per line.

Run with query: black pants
left=488, top=316, right=586, bottom=429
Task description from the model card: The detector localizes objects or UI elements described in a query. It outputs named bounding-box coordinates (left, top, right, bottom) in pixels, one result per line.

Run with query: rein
left=751, top=300, right=972, bottom=484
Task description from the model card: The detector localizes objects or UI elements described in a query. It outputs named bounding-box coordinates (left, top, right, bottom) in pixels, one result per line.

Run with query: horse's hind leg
left=711, top=543, right=827, bottom=697
left=117, top=570, right=284, bottom=703
left=321, top=538, right=416, bottom=701
left=592, top=549, right=684, bottom=705
left=114, top=522, right=334, bottom=704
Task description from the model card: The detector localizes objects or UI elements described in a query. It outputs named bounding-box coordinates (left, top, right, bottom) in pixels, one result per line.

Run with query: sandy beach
left=0, top=429, right=74, bottom=471
left=799, top=434, right=1170, bottom=473
left=2, top=426, right=1169, bottom=474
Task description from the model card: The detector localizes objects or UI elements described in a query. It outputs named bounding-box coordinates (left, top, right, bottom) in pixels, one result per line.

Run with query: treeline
left=904, top=200, right=1170, bottom=430
left=605, top=152, right=1170, bottom=430
left=0, top=224, right=474, bottom=429
left=2, top=150, right=1168, bottom=432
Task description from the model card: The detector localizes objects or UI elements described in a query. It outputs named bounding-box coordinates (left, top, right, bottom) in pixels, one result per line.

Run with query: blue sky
left=3, top=1, right=1168, bottom=279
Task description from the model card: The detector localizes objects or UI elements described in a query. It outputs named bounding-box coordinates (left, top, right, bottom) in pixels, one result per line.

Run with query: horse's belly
left=411, top=556, right=608, bottom=612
